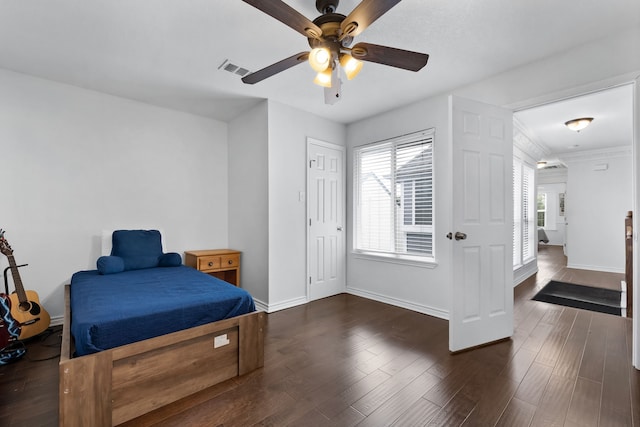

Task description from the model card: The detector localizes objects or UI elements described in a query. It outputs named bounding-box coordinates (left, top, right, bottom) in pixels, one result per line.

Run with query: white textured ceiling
left=515, top=84, right=634, bottom=163
left=0, top=0, right=638, bottom=126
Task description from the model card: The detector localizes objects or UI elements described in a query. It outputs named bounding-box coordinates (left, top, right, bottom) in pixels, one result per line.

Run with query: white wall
left=346, top=94, right=451, bottom=319
left=267, top=100, right=346, bottom=310
left=0, top=68, right=229, bottom=323
left=228, top=100, right=346, bottom=311
left=228, top=101, right=269, bottom=305
left=564, top=149, right=632, bottom=273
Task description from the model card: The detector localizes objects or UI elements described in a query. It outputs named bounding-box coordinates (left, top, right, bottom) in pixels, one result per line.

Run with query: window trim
left=353, top=128, right=436, bottom=263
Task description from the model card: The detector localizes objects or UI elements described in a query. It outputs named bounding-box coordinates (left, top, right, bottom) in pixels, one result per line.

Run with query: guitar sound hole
left=29, top=302, right=41, bottom=315
left=19, top=301, right=40, bottom=315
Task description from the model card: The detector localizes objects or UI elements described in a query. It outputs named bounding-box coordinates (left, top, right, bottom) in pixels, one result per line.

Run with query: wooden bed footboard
left=59, top=285, right=265, bottom=426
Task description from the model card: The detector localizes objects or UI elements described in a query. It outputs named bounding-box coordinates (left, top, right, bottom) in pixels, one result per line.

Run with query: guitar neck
left=6, top=255, right=28, bottom=303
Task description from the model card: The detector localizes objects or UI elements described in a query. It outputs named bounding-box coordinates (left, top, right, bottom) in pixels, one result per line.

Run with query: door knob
left=454, top=232, right=467, bottom=241
left=337, top=226, right=343, bottom=231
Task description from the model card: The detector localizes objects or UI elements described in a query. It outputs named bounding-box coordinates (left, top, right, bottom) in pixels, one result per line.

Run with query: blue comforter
left=70, top=265, right=255, bottom=356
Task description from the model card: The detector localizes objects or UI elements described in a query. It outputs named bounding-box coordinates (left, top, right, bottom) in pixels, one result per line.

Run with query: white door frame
left=306, top=137, right=346, bottom=301
left=506, top=72, right=640, bottom=369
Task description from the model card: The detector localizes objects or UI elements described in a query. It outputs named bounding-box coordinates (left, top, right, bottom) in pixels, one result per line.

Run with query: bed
left=59, top=230, right=265, bottom=426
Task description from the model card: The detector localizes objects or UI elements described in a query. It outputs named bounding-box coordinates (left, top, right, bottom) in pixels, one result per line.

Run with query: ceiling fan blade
left=351, top=42, right=429, bottom=72
left=242, top=52, right=310, bottom=84
left=340, top=0, right=402, bottom=39
left=241, top=0, right=322, bottom=39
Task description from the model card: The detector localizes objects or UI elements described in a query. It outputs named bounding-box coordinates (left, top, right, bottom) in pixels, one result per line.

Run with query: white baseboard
left=514, top=262, right=538, bottom=287
left=566, top=263, right=625, bottom=274
left=252, top=298, right=269, bottom=313
left=260, top=296, right=308, bottom=313
left=346, top=286, right=449, bottom=320
left=50, top=316, right=64, bottom=327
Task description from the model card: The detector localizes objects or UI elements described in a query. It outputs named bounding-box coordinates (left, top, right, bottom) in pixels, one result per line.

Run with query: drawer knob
left=208, top=261, right=214, bottom=267
left=228, top=260, right=233, bottom=265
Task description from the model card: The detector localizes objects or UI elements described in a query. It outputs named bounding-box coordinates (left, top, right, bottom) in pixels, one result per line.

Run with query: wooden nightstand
left=184, top=249, right=241, bottom=287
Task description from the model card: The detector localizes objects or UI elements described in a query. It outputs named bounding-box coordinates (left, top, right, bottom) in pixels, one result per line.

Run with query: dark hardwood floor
left=1, top=244, right=638, bottom=426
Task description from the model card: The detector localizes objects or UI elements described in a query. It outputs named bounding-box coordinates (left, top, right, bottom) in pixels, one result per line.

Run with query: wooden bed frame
left=59, top=285, right=265, bottom=426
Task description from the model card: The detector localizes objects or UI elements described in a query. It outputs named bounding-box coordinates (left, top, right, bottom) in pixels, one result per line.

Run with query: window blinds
left=355, top=129, right=434, bottom=258
left=513, top=158, right=536, bottom=268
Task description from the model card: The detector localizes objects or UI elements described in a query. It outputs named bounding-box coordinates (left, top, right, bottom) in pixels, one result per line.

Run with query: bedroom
left=0, top=0, right=639, bottom=425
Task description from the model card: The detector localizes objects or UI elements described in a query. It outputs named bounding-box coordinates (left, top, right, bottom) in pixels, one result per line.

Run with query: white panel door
left=449, top=96, right=514, bottom=352
left=308, top=139, right=345, bottom=301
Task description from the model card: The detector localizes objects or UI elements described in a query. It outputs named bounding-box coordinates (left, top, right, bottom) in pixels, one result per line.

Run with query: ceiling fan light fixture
left=564, top=117, right=593, bottom=132
left=309, top=47, right=331, bottom=72
left=339, top=53, right=363, bottom=80
left=313, top=68, right=333, bottom=87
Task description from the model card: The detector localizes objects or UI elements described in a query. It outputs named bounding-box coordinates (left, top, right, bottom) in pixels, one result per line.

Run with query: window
left=537, top=193, right=547, bottom=227
left=354, top=129, right=434, bottom=259
left=513, top=158, right=536, bottom=268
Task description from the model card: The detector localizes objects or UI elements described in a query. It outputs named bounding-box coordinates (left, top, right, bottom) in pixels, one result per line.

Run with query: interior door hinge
left=309, top=218, right=312, bottom=226
left=309, top=276, right=312, bottom=284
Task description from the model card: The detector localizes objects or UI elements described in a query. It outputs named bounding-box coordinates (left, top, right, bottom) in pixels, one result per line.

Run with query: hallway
left=534, top=244, right=625, bottom=292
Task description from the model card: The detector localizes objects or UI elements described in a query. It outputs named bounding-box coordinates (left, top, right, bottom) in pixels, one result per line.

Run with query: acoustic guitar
left=0, top=230, right=50, bottom=340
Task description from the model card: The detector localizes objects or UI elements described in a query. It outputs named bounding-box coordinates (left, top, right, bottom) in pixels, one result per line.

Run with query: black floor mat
left=532, top=280, right=622, bottom=316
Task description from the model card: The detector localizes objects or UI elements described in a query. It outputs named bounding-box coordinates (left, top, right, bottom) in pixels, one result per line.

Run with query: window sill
left=352, top=251, right=438, bottom=269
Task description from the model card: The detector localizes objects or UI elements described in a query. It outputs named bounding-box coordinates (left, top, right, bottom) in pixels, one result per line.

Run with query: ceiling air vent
left=218, top=59, right=250, bottom=77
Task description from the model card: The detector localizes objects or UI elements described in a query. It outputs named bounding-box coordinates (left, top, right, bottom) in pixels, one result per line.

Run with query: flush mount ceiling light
left=240, top=0, right=429, bottom=104
left=564, top=117, right=593, bottom=132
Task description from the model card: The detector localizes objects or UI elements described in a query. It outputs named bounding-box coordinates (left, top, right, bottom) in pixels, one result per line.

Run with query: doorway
left=514, top=84, right=633, bottom=281
left=512, top=82, right=637, bottom=368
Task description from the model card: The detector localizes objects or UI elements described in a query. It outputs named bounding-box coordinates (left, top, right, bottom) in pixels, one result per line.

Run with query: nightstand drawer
left=221, top=254, right=239, bottom=268
left=184, top=249, right=241, bottom=287
left=198, top=256, right=221, bottom=271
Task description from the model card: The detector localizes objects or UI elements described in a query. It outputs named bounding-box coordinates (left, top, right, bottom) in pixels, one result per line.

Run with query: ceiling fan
left=240, top=0, right=429, bottom=104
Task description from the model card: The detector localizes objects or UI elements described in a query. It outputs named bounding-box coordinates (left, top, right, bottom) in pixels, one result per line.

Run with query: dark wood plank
left=513, top=362, right=553, bottom=406
left=529, top=374, right=574, bottom=426
left=535, top=307, right=578, bottom=367
left=495, top=397, right=537, bottom=427
left=499, top=347, right=537, bottom=383
left=627, top=319, right=640, bottom=427
left=552, top=309, right=590, bottom=379
left=461, top=375, right=519, bottom=426
left=355, top=370, right=441, bottom=426
left=351, top=355, right=436, bottom=416
left=565, top=377, right=601, bottom=427
left=390, top=397, right=441, bottom=426
left=578, top=311, right=608, bottom=383
left=315, top=369, right=391, bottom=419
left=599, top=314, right=633, bottom=427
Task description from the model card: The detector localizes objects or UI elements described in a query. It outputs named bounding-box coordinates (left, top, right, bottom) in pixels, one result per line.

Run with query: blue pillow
left=97, top=256, right=125, bottom=275
left=158, top=252, right=182, bottom=267
left=111, top=230, right=163, bottom=271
